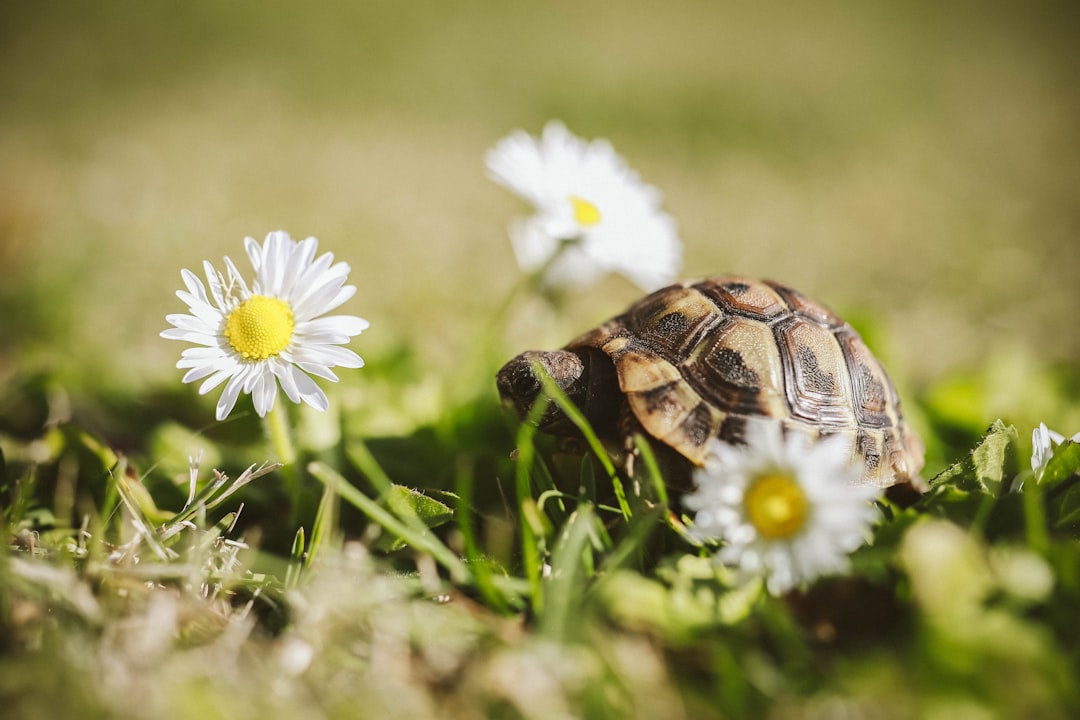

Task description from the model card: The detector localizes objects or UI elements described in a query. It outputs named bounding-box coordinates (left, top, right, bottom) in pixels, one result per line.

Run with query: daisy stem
left=265, top=403, right=301, bottom=506
left=469, top=236, right=581, bottom=393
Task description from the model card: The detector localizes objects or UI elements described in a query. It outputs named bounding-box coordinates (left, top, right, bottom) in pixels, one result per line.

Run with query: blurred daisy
left=1031, top=422, right=1080, bottom=479
left=684, top=423, right=882, bottom=596
left=162, top=231, right=369, bottom=421
left=485, top=120, right=681, bottom=292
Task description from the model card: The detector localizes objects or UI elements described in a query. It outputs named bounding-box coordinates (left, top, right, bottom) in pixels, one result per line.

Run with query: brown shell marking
left=567, top=276, right=924, bottom=487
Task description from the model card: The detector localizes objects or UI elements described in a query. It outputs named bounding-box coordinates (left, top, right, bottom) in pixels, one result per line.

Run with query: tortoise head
left=496, top=349, right=621, bottom=437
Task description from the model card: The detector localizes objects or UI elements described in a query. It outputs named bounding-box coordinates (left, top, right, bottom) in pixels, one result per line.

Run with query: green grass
left=3, top=1, right=1080, bottom=717
left=4, top=205, right=1080, bottom=717
left=5, top=309, right=1080, bottom=718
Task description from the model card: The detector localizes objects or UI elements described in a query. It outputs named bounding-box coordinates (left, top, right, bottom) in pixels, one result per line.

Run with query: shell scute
left=606, top=340, right=683, bottom=393
left=625, top=285, right=722, bottom=361
left=685, top=317, right=787, bottom=418
left=628, top=380, right=711, bottom=447
left=697, top=277, right=787, bottom=321
left=775, top=317, right=856, bottom=426
left=767, top=281, right=845, bottom=328
left=836, top=329, right=895, bottom=430
left=856, top=430, right=884, bottom=472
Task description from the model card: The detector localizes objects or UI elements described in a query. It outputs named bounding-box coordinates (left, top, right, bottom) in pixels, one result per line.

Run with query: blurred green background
left=1, top=0, right=1078, bottom=434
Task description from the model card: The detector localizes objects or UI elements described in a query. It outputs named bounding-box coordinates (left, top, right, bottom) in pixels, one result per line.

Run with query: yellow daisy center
left=570, top=195, right=602, bottom=226
left=744, top=471, right=808, bottom=540
left=224, top=295, right=295, bottom=360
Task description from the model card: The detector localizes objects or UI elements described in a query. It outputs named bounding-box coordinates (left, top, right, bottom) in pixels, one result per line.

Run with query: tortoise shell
left=498, top=276, right=924, bottom=488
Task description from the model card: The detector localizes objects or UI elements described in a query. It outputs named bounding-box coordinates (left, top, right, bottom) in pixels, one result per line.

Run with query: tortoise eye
left=496, top=354, right=544, bottom=408
left=509, top=371, right=541, bottom=400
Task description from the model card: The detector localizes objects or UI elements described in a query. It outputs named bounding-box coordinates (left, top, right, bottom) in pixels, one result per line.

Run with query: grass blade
left=454, top=456, right=514, bottom=613
left=285, top=526, right=305, bottom=589
left=632, top=433, right=669, bottom=507
left=532, top=363, right=631, bottom=520
left=306, top=467, right=340, bottom=568
left=514, top=399, right=548, bottom=612
left=308, top=461, right=470, bottom=584
left=539, top=503, right=597, bottom=642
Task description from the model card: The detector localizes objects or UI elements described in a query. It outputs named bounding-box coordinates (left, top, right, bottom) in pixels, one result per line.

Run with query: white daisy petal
left=177, top=346, right=228, bottom=362
left=179, top=358, right=232, bottom=377
left=222, top=255, right=250, bottom=300
left=294, top=249, right=336, bottom=289
left=204, top=260, right=227, bottom=309
left=295, top=362, right=340, bottom=382
left=286, top=262, right=336, bottom=313
left=163, top=313, right=216, bottom=335
left=180, top=269, right=210, bottom=305
left=185, top=304, right=224, bottom=329
left=243, top=235, right=264, bottom=276
left=180, top=365, right=218, bottom=384
left=175, top=289, right=202, bottom=309
left=269, top=359, right=302, bottom=404
left=485, top=129, right=548, bottom=205
left=279, top=237, right=318, bottom=297
left=291, top=258, right=347, bottom=304
left=685, top=424, right=882, bottom=596
left=292, top=334, right=346, bottom=349
left=297, top=315, right=370, bottom=339
left=198, top=368, right=233, bottom=395
left=304, top=343, right=365, bottom=369
left=249, top=234, right=271, bottom=291
left=292, top=369, right=329, bottom=412
left=252, top=371, right=277, bottom=417
left=162, top=329, right=221, bottom=346
left=215, top=375, right=245, bottom=421
left=241, top=364, right=263, bottom=393
left=292, top=278, right=350, bottom=321
left=260, top=231, right=292, bottom=296
left=163, top=231, right=369, bottom=420
left=295, top=279, right=356, bottom=320
left=160, top=326, right=195, bottom=341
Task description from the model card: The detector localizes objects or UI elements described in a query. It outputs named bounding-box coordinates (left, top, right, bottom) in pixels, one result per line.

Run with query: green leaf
left=971, top=420, right=1020, bottom=493
left=1041, top=441, right=1080, bottom=489
left=931, top=419, right=1019, bottom=495
left=1030, top=438, right=1080, bottom=538
left=924, top=422, right=1027, bottom=535
left=1049, top=482, right=1080, bottom=534
left=385, top=484, right=454, bottom=529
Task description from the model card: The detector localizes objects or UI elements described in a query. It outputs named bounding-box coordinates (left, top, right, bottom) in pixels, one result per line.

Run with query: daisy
left=1031, top=422, right=1080, bottom=479
left=161, top=231, right=369, bottom=421
left=683, top=422, right=882, bottom=596
left=485, top=120, right=682, bottom=292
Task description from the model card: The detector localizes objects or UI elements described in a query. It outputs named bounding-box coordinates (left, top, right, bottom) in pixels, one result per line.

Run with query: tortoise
left=496, top=275, right=925, bottom=491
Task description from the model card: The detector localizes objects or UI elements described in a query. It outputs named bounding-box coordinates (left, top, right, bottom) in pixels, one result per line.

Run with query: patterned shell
left=566, top=276, right=924, bottom=488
